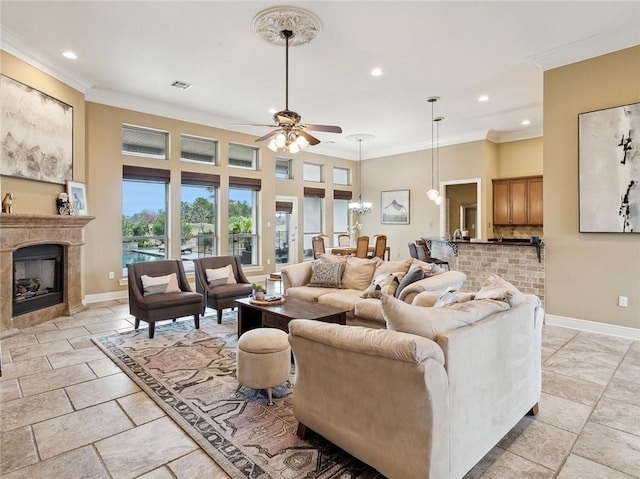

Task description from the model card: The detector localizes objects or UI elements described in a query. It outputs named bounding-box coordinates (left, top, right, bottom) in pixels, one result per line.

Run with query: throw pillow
left=308, top=261, right=344, bottom=288
left=316, top=253, right=348, bottom=264
left=361, top=272, right=406, bottom=299
left=141, top=273, right=181, bottom=296
left=382, top=294, right=510, bottom=341
left=374, top=258, right=412, bottom=276
left=433, top=289, right=476, bottom=307
left=411, top=291, right=442, bottom=307
left=342, top=256, right=378, bottom=290
left=395, top=266, right=425, bottom=298
left=475, top=273, right=526, bottom=307
left=205, top=264, right=237, bottom=287
left=410, top=259, right=446, bottom=277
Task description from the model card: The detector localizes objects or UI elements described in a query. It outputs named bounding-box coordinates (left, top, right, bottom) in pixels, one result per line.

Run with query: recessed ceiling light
left=478, top=95, right=489, bottom=102
left=521, top=119, right=531, bottom=126
left=370, top=68, right=383, bottom=77
left=62, top=51, right=77, bottom=60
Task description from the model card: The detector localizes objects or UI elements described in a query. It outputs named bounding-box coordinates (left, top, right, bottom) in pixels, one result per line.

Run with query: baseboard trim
left=84, top=291, right=128, bottom=305
left=545, top=314, right=640, bottom=340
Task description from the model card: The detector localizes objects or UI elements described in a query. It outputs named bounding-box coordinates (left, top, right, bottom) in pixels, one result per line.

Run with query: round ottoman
left=236, top=328, right=291, bottom=405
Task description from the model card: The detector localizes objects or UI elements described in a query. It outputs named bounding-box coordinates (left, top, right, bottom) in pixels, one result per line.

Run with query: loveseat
left=281, top=255, right=466, bottom=328
left=288, top=276, right=544, bottom=479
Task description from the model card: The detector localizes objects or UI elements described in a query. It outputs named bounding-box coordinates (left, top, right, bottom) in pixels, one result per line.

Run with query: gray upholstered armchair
left=193, top=256, right=252, bottom=323
left=127, top=260, right=203, bottom=339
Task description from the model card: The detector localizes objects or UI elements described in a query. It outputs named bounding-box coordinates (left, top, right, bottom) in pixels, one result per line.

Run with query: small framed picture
left=66, top=181, right=87, bottom=215
left=381, top=189, right=410, bottom=224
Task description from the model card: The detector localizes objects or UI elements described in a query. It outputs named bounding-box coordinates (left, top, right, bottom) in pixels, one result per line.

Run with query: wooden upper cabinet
left=492, top=176, right=543, bottom=226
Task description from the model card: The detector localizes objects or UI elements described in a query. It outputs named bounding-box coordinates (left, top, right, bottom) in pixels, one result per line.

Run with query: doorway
left=440, top=178, right=482, bottom=239
left=275, top=196, right=297, bottom=269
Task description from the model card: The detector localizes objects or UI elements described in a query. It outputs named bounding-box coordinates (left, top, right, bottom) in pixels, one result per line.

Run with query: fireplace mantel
left=1, top=213, right=95, bottom=330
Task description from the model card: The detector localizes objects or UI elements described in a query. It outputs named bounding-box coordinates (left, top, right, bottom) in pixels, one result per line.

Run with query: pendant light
left=346, top=133, right=375, bottom=216
left=433, top=115, right=444, bottom=205
left=426, top=96, right=440, bottom=201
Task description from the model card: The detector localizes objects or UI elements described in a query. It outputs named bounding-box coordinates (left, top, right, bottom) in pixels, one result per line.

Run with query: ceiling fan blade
left=231, top=123, right=277, bottom=128
left=303, top=124, right=343, bottom=133
left=255, top=130, right=280, bottom=142
left=298, top=130, right=321, bottom=146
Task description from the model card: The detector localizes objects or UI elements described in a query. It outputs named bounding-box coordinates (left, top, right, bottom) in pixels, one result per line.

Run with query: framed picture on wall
left=578, top=102, right=639, bottom=233
left=67, top=181, right=87, bottom=215
left=381, top=189, right=410, bottom=224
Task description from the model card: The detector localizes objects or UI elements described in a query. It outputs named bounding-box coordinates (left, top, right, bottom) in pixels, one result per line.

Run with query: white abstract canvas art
left=1, top=75, right=73, bottom=184
left=579, top=102, right=639, bottom=233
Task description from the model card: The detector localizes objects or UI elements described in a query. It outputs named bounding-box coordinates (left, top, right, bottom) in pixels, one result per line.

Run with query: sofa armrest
left=288, top=319, right=449, bottom=479
left=281, top=262, right=313, bottom=290
left=399, top=270, right=467, bottom=303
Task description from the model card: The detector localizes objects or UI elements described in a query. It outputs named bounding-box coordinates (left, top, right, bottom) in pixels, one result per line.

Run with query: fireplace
left=1, top=213, right=94, bottom=330
left=13, top=244, right=64, bottom=316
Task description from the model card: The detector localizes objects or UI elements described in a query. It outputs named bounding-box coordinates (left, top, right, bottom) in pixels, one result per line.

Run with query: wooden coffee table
left=235, top=296, right=349, bottom=336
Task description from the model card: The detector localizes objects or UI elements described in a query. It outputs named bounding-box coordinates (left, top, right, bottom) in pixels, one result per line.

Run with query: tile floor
left=1, top=300, right=639, bottom=478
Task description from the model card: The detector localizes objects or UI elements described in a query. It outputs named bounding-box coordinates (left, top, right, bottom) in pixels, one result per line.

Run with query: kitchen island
left=424, top=238, right=545, bottom=303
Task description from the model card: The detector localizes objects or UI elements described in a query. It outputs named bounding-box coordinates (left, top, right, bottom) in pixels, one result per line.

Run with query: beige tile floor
left=1, top=300, right=639, bottom=478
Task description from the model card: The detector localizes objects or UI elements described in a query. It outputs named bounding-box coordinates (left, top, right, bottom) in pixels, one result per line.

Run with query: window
left=122, top=125, right=168, bottom=159
left=181, top=134, right=217, bottom=164
left=333, top=167, right=350, bottom=185
left=303, top=162, right=322, bottom=182
left=229, top=143, right=258, bottom=170
left=121, top=166, right=169, bottom=274
left=303, top=187, right=324, bottom=260
left=181, top=172, right=220, bottom=272
left=333, top=190, right=352, bottom=244
left=228, top=177, right=261, bottom=265
left=275, top=158, right=292, bottom=179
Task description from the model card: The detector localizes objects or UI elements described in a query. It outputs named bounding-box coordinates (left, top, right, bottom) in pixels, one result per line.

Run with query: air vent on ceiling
left=171, top=81, right=192, bottom=90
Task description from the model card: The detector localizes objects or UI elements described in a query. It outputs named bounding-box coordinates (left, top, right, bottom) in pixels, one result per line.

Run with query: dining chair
left=355, top=235, right=370, bottom=258
left=319, top=234, right=331, bottom=250
left=337, top=234, right=350, bottom=247
left=371, top=235, right=387, bottom=260
left=415, top=242, right=450, bottom=270
left=312, top=235, right=326, bottom=259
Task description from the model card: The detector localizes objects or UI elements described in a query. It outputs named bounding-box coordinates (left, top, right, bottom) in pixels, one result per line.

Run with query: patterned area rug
left=93, top=313, right=382, bottom=479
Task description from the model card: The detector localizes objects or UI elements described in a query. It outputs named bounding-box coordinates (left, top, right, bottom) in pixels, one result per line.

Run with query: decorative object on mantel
left=66, top=180, right=87, bottom=215
left=56, top=192, right=77, bottom=215
left=2, top=192, right=14, bottom=213
left=0, top=75, right=73, bottom=184
left=579, top=102, right=639, bottom=233
left=347, top=133, right=375, bottom=216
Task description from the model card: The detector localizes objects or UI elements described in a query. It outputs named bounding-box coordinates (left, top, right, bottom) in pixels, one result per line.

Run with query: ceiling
left=2, top=1, right=639, bottom=160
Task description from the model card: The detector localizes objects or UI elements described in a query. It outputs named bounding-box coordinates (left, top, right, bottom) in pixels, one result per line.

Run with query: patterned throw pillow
left=361, top=272, right=406, bottom=299
left=140, top=273, right=181, bottom=296
left=206, top=264, right=237, bottom=287
left=308, top=261, right=344, bottom=288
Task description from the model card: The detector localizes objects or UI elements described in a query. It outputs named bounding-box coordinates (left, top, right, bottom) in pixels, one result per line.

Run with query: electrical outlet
left=108, top=271, right=115, bottom=280
left=618, top=296, right=628, bottom=307
left=267, top=258, right=271, bottom=265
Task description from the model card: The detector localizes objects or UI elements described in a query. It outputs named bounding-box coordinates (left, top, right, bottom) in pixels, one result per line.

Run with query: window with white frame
left=303, top=162, right=322, bottom=182
left=181, top=134, right=217, bottom=164
left=228, top=177, right=261, bottom=265
left=122, top=125, right=168, bottom=159
left=303, top=187, right=324, bottom=260
left=229, top=143, right=258, bottom=170
left=275, top=158, right=292, bottom=179
left=333, top=166, right=350, bottom=185
left=333, top=199, right=349, bottom=244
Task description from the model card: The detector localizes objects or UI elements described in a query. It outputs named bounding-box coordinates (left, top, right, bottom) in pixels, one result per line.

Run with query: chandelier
left=346, top=134, right=375, bottom=215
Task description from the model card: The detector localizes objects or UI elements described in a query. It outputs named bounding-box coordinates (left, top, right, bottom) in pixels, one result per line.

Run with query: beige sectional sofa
left=289, top=287, right=544, bottom=479
left=280, top=255, right=467, bottom=328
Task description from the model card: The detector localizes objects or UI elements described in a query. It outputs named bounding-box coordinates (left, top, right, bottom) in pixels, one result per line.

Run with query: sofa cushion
left=308, top=261, right=344, bottom=288
left=411, top=291, right=442, bottom=307
left=140, top=273, right=181, bottom=296
left=395, top=266, right=425, bottom=298
left=205, top=264, right=236, bottom=287
left=410, top=259, right=446, bottom=277
left=354, top=298, right=386, bottom=325
left=342, top=257, right=378, bottom=290
left=317, top=289, right=363, bottom=313
left=286, top=285, right=337, bottom=302
left=374, top=258, right=412, bottom=276
left=475, top=273, right=526, bottom=307
left=434, top=288, right=475, bottom=307
left=362, top=272, right=405, bottom=299
left=382, top=294, right=510, bottom=340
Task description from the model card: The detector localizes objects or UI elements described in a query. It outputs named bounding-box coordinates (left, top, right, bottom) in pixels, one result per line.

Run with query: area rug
left=92, top=314, right=382, bottom=479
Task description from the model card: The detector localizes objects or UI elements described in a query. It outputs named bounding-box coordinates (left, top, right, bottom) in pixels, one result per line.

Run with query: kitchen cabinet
left=492, top=176, right=543, bottom=225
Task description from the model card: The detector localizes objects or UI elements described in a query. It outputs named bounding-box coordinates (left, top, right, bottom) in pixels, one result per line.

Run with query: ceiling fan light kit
left=243, top=6, right=342, bottom=153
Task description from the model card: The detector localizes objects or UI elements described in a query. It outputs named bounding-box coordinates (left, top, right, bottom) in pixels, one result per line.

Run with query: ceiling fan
left=235, top=29, right=342, bottom=153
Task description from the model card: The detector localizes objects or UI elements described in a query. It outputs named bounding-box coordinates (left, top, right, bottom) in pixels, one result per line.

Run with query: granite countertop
left=426, top=238, right=543, bottom=246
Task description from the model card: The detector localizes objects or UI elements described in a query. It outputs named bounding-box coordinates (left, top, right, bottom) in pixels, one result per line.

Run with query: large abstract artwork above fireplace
left=0, top=213, right=94, bottom=330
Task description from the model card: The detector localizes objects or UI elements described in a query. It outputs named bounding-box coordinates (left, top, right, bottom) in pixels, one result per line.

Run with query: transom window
left=333, top=167, right=350, bottom=185
left=229, top=143, right=258, bottom=170
left=276, top=158, right=292, bottom=179
left=181, top=134, right=217, bottom=164
left=303, top=162, right=322, bottom=182
left=122, top=125, right=168, bottom=159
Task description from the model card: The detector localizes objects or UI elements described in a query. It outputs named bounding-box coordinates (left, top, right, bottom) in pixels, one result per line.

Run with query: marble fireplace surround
left=0, top=213, right=94, bottom=330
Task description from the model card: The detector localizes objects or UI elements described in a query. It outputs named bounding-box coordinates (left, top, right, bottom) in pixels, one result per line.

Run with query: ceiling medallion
left=253, top=6, right=322, bottom=47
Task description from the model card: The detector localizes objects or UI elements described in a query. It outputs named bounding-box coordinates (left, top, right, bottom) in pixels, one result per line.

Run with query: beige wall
left=84, top=102, right=356, bottom=295
left=544, top=45, right=640, bottom=329
left=0, top=51, right=86, bottom=214
left=496, top=137, right=543, bottom=178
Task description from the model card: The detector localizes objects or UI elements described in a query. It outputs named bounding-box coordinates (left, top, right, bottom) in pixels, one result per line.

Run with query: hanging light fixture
left=346, top=133, right=375, bottom=216
left=426, top=96, right=440, bottom=201
left=433, top=115, right=444, bottom=205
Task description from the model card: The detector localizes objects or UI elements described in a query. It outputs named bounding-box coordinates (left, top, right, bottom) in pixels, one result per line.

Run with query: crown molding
left=528, top=27, right=640, bottom=70
left=0, top=26, right=95, bottom=92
